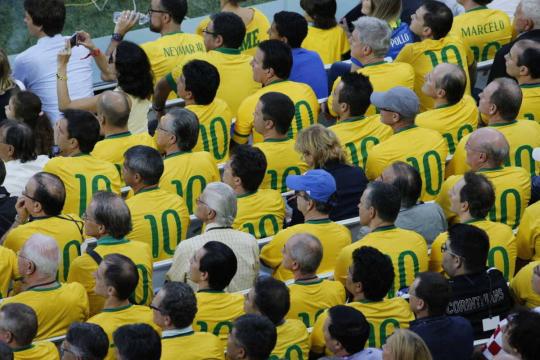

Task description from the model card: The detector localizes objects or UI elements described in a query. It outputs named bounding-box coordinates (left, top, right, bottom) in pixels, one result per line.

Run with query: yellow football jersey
left=430, top=219, right=517, bottom=280
left=365, top=125, right=449, bottom=201
left=328, top=61, right=416, bottom=117
left=516, top=201, right=540, bottom=261
left=395, top=36, right=474, bottom=111
left=193, top=290, right=245, bottom=348
left=302, top=25, right=350, bottom=64
left=12, top=342, right=59, bottom=360
left=2, top=282, right=89, bottom=340
left=185, top=100, right=233, bottom=163
left=510, top=261, right=540, bottom=309
left=437, top=167, right=531, bottom=228
left=334, top=226, right=428, bottom=297
left=270, top=319, right=309, bottom=360
left=233, top=189, right=285, bottom=239
left=0, top=246, right=18, bottom=299
left=4, top=215, right=84, bottom=282
left=286, top=279, right=346, bottom=328
left=447, top=120, right=540, bottom=177
left=161, top=331, right=224, bottom=360
left=449, top=6, right=512, bottom=61
left=415, top=95, right=479, bottom=154
left=253, top=138, right=309, bottom=193
left=67, top=236, right=153, bottom=316
left=518, top=83, right=540, bottom=122
left=260, top=219, right=352, bottom=281
left=233, top=80, right=319, bottom=144
left=125, top=187, right=190, bottom=261
left=91, top=132, right=157, bottom=176
left=159, top=151, right=220, bottom=214
left=330, top=115, right=393, bottom=169
left=311, top=298, right=414, bottom=352
left=88, top=303, right=161, bottom=360
left=196, top=8, right=270, bottom=56
left=168, top=50, right=260, bottom=116
left=43, top=154, right=122, bottom=217
left=141, top=31, right=205, bottom=83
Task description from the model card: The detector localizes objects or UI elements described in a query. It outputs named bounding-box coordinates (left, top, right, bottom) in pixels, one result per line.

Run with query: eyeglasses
left=21, top=191, right=39, bottom=202
left=81, top=212, right=97, bottom=223
left=149, top=304, right=166, bottom=314
left=441, top=243, right=466, bottom=259
left=60, top=341, right=77, bottom=358
left=465, top=142, right=485, bottom=154
left=202, top=28, right=218, bottom=36
left=196, top=196, right=209, bottom=207
left=156, top=125, right=174, bottom=134
left=16, top=250, right=32, bottom=263
left=147, top=8, right=170, bottom=15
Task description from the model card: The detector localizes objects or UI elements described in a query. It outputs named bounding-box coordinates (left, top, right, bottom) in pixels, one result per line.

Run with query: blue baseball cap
left=286, top=169, right=337, bottom=203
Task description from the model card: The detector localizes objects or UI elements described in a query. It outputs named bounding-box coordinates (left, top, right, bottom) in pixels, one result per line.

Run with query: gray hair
left=201, top=182, right=237, bottom=226
left=21, top=234, right=59, bottom=278
left=352, top=16, right=391, bottom=58
left=91, top=191, right=132, bottom=239
left=288, top=233, right=323, bottom=274
left=473, top=128, right=510, bottom=167
left=522, top=0, right=540, bottom=30
left=167, top=108, right=199, bottom=151
left=0, top=303, right=37, bottom=346
left=489, top=78, right=523, bottom=121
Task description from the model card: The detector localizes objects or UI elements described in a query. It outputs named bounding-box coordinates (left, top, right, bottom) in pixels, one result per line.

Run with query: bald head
left=433, top=63, right=467, bottom=104
left=21, top=234, right=60, bottom=278
left=29, top=172, right=66, bottom=216
left=468, top=128, right=509, bottom=167
left=97, top=91, right=131, bottom=128
left=286, top=233, right=323, bottom=275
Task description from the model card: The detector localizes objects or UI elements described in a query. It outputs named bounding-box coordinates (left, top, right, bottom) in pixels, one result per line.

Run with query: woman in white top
left=0, top=121, right=49, bottom=197
left=56, top=33, right=153, bottom=134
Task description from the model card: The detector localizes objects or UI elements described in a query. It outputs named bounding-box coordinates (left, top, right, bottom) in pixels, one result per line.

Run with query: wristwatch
left=111, top=33, right=124, bottom=42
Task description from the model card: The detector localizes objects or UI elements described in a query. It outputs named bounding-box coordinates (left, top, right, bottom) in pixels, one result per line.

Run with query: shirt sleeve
left=429, top=233, right=446, bottom=273
left=395, top=43, right=414, bottom=64
left=232, top=96, right=255, bottom=144
left=515, top=206, right=536, bottom=260
left=309, top=309, right=328, bottom=354
left=333, top=247, right=350, bottom=286
left=260, top=231, right=287, bottom=269
left=166, top=242, right=190, bottom=282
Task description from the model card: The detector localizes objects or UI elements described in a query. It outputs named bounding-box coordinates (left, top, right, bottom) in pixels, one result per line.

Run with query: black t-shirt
left=446, top=268, right=513, bottom=339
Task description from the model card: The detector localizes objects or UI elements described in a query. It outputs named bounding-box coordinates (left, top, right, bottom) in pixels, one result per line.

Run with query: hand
left=114, top=10, right=140, bottom=36
left=15, top=197, right=29, bottom=223
left=75, top=31, right=96, bottom=51
left=57, top=39, right=72, bottom=68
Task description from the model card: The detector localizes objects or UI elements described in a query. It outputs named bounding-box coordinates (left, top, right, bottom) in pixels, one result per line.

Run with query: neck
left=103, top=127, right=129, bottom=137
left=415, top=309, right=431, bottom=319
left=434, top=98, right=450, bottom=108
left=184, top=97, right=196, bottom=106
left=234, top=186, right=249, bottom=196
left=263, top=76, right=283, bottom=87
left=459, top=212, right=473, bottom=223
left=360, top=56, right=385, bottom=66
left=487, top=115, right=510, bottom=126
left=165, top=146, right=181, bottom=156
left=22, top=276, right=57, bottom=291
left=463, top=0, right=481, bottom=11
left=337, top=112, right=351, bottom=122
left=197, top=281, right=211, bottom=291
left=35, top=32, right=48, bottom=40
left=103, top=297, right=130, bottom=310
left=368, top=219, right=394, bottom=231
left=133, top=183, right=157, bottom=194
left=476, top=161, right=499, bottom=171
left=518, top=76, right=539, bottom=85
left=263, top=131, right=288, bottom=141
left=31, top=211, right=48, bottom=218
left=303, top=211, right=328, bottom=222
left=161, top=23, right=181, bottom=36
left=352, top=293, right=366, bottom=302
left=293, top=272, right=318, bottom=282
left=391, top=121, right=414, bottom=133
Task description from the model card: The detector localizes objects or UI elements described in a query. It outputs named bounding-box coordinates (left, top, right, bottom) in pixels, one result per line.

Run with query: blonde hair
left=295, top=124, right=348, bottom=168
left=0, top=49, right=15, bottom=93
left=385, top=329, right=432, bottom=360
left=366, top=0, right=402, bottom=23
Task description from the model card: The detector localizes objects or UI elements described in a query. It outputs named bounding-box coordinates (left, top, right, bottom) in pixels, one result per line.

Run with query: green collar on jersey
left=371, top=225, right=396, bottom=233
left=435, top=103, right=454, bottom=109
left=341, top=115, right=366, bottom=123
left=136, top=186, right=160, bottom=195
left=105, top=131, right=131, bottom=139
left=165, top=151, right=192, bottom=159
left=101, top=303, right=133, bottom=313
left=267, top=79, right=287, bottom=86
left=395, top=124, right=417, bottom=134
left=466, top=5, right=488, bottom=12
left=264, top=137, right=289, bottom=143
left=97, top=235, right=130, bottom=246
left=305, top=218, right=332, bottom=224
left=520, top=83, right=540, bottom=88
left=237, top=190, right=257, bottom=198
left=363, top=61, right=387, bottom=68
left=162, top=30, right=183, bottom=37
left=13, top=344, right=35, bottom=352
left=197, top=289, right=225, bottom=293
left=463, top=218, right=485, bottom=224
left=29, top=283, right=61, bottom=292
left=294, top=278, right=323, bottom=285
left=489, top=120, right=517, bottom=127
left=214, top=47, right=241, bottom=55
left=477, top=166, right=503, bottom=173
left=73, top=152, right=90, bottom=157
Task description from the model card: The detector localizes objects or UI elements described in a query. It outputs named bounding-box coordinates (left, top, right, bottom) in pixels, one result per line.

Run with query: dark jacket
left=0, top=186, right=17, bottom=238
left=410, top=315, right=474, bottom=360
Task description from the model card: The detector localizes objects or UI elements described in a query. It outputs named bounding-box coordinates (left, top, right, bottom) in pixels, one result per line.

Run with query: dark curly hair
left=115, top=41, right=154, bottom=100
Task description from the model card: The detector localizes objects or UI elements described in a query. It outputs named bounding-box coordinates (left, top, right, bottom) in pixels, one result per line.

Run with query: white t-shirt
left=13, top=34, right=93, bottom=124
left=4, top=155, right=50, bottom=197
